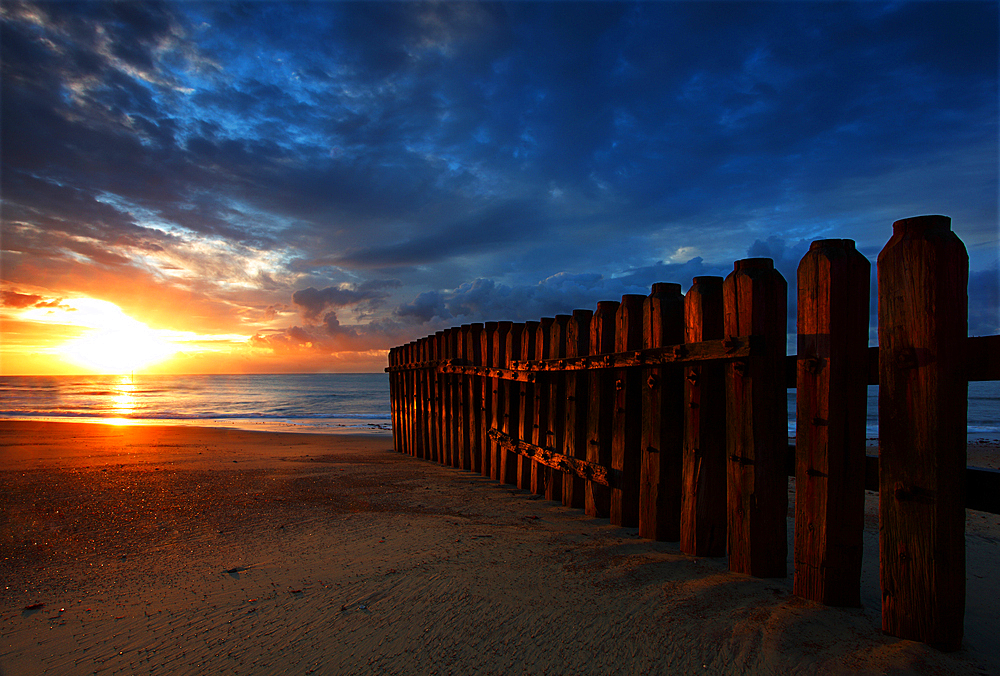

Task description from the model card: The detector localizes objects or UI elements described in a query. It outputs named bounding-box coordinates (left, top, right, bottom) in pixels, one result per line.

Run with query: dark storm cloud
left=2, top=1, right=996, bottom=354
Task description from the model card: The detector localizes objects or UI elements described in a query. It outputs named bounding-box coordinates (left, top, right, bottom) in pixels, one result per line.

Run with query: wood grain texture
left=724, top=258, right=788, bottom=578
left=640, top=283, right=685, bottom=541
left=681, top=276, right=727, bottom=557
left=480, top=322, right=497, bottom=477
left=586, top=301, right=619, bottom=518
left=611, top=295, right=646, bottom=527
left=878, top=215, right=967, bottom=650
left=531, top=318, right=554, bottom=495
left=468, top=324, right=484, bottom=474
left=794, top=240, right=870, bottom=606
left=517, top=321, right=538, bottom=490
left=490, top=323, right=511, bottom=480
left=562, top=309, right=593, bottom=509
left=544, top=315, right=571, bottom=501
left=502, top=323, right=524, bottom=485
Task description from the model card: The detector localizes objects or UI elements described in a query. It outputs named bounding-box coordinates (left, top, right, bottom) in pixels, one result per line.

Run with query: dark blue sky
left=1, top=1, right=997, bottom=372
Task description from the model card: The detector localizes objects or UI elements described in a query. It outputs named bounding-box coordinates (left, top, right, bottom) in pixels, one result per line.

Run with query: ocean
left=0, top=374, right=997, bottom=441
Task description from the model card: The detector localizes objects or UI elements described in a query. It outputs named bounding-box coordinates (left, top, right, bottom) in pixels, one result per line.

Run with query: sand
left=1, top=421, right=997, bottom=676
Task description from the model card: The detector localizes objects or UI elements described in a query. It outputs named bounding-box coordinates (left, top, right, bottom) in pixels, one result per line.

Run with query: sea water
left=0, top=373, right=391, bottom=434
left=0, top=374, right=997, bottom=440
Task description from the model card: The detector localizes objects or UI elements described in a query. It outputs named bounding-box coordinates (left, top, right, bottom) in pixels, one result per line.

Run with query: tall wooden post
left=450, top=328, right=463, bottom=468
left=388, top=347, right=400, bottom=452
left=503, top=323, right=524, bottom=485
left=481, top=322, right=498, bottom=477
left=532, top=318, right=554, bottom=496
left=490, top=322, right=511, bottom=480
left=612, top=295, right=646, bottom=527
left=795, top=239, right=870, bottom=606
left=878, top=215, right=968, bottom=650
left=681, top=277, right=727, bottom=557
left=468, top=323, right=484, bottom=473
left=456, top=325, right=471, bottom=469
left=586, top=300, right=619, bottom=518
left=640, top=283, right=685, bottom=541
left=725, top=258, right=788, bottom=578
left=563, top=309, right=593, bottom=508
left=431, top=331, right=448, bottom=464
left=545, top=315, right=571, bottom=501
left=403, top=342, right=414, bottom=456
left=414, top=337, right=427, bottom=460
left=517, top=321, right=538, bottom=490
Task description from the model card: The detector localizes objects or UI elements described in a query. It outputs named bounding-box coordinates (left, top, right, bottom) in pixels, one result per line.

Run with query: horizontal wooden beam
left=511, top=335, right=759, bottom=372
left=488, top=428, right=617, bottom=488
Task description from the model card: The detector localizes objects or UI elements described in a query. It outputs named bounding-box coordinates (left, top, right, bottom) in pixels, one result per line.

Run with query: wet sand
left=1, top=420, right=998, bottom=675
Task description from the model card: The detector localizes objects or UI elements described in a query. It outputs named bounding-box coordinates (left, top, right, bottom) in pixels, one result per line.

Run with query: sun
left=47, top=298, right=179, bottom=374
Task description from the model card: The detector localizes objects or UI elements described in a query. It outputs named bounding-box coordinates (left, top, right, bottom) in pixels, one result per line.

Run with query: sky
left=1, top=0, right=997, bottom=375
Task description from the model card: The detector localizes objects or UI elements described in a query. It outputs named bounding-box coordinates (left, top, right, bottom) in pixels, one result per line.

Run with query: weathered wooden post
left=545, top=315, right=571, bottom=501
left=640, top=283, right=685, bottom=541
left=725, top=258, right=788, bottom=578
left=403, top=341, right=413, bottom=456
left=517, top=321, right=538, bottom=490
left=490, top=322, right=511, bottom=480
left=612, top=295, right=646, bottom=527
left=430, top=331, right=446, bottom=463
left=481, top=322, right=498, bottom=477
left=414, top=337, right=427, bottom=460
left=451, top=328, right=464, bottom=468
left=468, top=323, right=484, bottom=473
left=503, top=323, right=525, bottom=485
left=681, top=277, right=727, bottom=557
left=587, top=300, right=619, bottom=518
left=388, top=346, right=400, bottom=452
left=563, top=309, right=593, bottom=508
left=878, top=215, right=968, bottom=649
left=532, top=318, right=554, bottom=496
left=795, top=239, right=870, bottom=606
left=456, top=325, right=470, bottom=469
left=440, top=329, right=453, bottom=465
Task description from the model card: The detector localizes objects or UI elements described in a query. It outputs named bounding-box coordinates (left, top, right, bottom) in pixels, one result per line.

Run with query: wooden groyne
left=386, top=216, right=1000, bottom=650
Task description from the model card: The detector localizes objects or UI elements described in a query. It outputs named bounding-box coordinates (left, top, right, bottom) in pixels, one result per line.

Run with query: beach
left=1, top=421, right=998, bottom=675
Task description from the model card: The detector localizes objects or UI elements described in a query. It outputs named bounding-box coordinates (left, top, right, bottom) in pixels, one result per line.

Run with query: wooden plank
left=545, top=315, right=571, bottom=502
left=878, top=215, right=967, bottom=649
left=517, top=321, right=538, bottom=490
left=640, top=283, right=685, bottom=541
left=612, top=294, right=645, bottom=527
left=456, top=325, right=471, bottom=469
left=480, top=322, right=497, bottom=477
left=387, top=347, right=400, bottom=452
left=563, top=309, right=593, bottom=509
left=510, top=336, right=756, bottom=372
left=468, top=324, right=484, bottom=474
left=725, top=257, right=788, bottom=578
left=681, top=276, right=727, bottom=557
left=502, top=323, right=524, bottom=485
left=586, top=300, right=619, bottom=518
left=434, top=331, right=446, bottom=464
left=489, top=428, right=615, bottom=488
left=490, top=323, right=511, bottom=480
left=531, top=318, right=554, bottom=495
left=794, top=239, right=870, bottom=606
left=415, top=337, right=428, bottom=460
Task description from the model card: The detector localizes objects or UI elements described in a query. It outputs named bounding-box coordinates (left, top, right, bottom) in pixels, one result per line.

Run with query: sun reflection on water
left=107, top=376, right=137, bottom=424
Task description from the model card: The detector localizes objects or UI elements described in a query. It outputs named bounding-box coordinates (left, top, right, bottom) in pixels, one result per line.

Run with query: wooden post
left=491, top=322, right=511, bottom=480
left=468, top=323, right=484, bottom=474
left=414, top=337, right=427, bottom=460
left=518, top=321, right=539, bottom=490
left=456, top=325, right=471, bottom=469
left=612, top=295, right=646, bottom=527
left=502, top=323, right=524, bottom=485
left=681, top=277, right=727, bottom=557
left=545, top=315, right=571, bottom=501
left=795, top=239, right=870, bottom=606
left=563, top=309, right=593, bottom=508
left=450, top=328, right=463, bottom=468
left=532, top=318, right=554, bottom=496
left=878, top=215, right=968, bottom=649
left=586, top=301, right=619, bottom=518
left=440, top=330, right=452, bottom=465
left=431, top=332, right=443, bottom=463
left=725, top=258, right=788, bottom=578
left=402, top=342, right=413, bottom=456
left=640, top=283, right=685, bottom=541
left=388, top=347, right=400, bottom=452
left=481, top=322, right=498, bottom=477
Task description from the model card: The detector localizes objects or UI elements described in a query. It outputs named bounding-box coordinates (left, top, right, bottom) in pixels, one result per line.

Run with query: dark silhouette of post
left=503, top=323, right=524, bottom=485
left=532, top=318, right=554, bottom=496
left=517, top=321, right=538, bottom=490
left=545, top=315, right=571, bottom=501
left=480, top=322, right=498, bottom=477
left=724, top=258, right=787, bottom=578
left=878, top=215, right=968, bottom=650
left=640, top=282, right=685, bottom=541
left=490, top=323, right=511, bottom=480
left=795, top=239, right=869, bottom=606
left=681, top=276, right=727, bottom=556
left=467, top=323, right=484, bottom=473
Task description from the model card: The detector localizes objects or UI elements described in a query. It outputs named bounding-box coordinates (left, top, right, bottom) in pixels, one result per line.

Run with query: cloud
left=291, top=280, right=401, bottom=321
